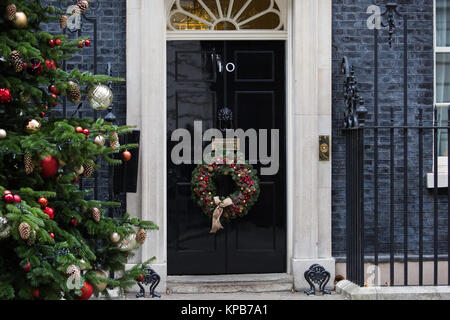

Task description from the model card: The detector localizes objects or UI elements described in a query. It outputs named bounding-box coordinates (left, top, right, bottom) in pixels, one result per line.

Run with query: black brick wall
left=332, top=0, right=448, bottom=260
left=42, top=0, right=127, bottom=215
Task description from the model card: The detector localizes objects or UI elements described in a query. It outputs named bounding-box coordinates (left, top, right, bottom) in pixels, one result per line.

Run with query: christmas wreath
left=191, top=153, right=260, bottom=233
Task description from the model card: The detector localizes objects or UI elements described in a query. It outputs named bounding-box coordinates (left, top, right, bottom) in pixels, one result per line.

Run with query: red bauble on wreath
left=40, top=156, right=59, bottom=178
left=76, top=281, right=93, bottom=300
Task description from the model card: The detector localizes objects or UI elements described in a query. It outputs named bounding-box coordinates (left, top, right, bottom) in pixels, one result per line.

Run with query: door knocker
left=226, top=62, right=236, bottom=73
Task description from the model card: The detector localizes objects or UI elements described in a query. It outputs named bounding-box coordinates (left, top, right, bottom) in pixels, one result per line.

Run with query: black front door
left=167, top=41, right=286, bottom=275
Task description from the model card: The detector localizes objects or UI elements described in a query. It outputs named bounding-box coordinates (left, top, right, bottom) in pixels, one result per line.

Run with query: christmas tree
left=0, top=0, right=158, bottom=300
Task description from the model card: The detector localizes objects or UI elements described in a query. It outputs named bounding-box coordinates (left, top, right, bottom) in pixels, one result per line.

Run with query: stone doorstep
left=336, top=280, right=450, bottom=300
left=166, top=274, right=294, bottom=294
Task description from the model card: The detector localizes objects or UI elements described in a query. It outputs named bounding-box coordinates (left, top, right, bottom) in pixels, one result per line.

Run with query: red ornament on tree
left=0, top=88, right=12, bottom=104
left=32, top=289, right=39, bottom=298
left=40, top=156, right=59, bottom=179
left=43, top=207, right=55, bottom=220
left=23, top=263, right=31, bottom=273
left=4, top=193, right=14, bottom=204
left=48, top=39, right=55, bottom=47
left=27, top=59, right=43, bottom=76
left=136, top=274, right=144, bottom=282
left=76, top=282, right=93, bottom=300
left=83, top=128, right=90, bottom=137
left=122, top=150, right=132, bottom=162
left=84, top=39, right=91, bottom=47
left=55, top=38, right=61, bottom=46
left=38, top=196, right=48, bottom=207
left=71, top=217, right=78, bottom=227
left=13, top=194, right=21, bottom=203
left=75, top=126, right=84, bottom=133
left=49, top=232, right=55, bottom=239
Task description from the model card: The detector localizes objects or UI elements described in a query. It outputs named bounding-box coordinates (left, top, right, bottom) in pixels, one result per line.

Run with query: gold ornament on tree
left=136, top=229, right=147, bottom=244
left=24, top=154, right=34, bottom=175
left=6, top=3, right=17, bottom=21
left=87, top=84, right=113, bottom=111
left=90, top=270, right=108, bottom=292
left=0, top=216, right=11, bottom=240
left=13, top=11, right=27, bottom=28
left=118, top=234, right=137, bottom=252
left=73, top=165, right=84, bottom=175
left=110, top=232, right=120, bottom=243
left=66, top=81, right=81, bottom=103
left=18, top=222, right=31, bottom=240
left=25, top=119, right=41, bottom=134
left=94, top=135, right=105, bottom=147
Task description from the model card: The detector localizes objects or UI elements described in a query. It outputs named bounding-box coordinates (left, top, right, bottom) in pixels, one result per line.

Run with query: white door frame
left=126, top=0, right=334, bottom=292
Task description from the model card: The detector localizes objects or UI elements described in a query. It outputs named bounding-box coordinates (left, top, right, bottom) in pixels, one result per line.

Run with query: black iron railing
left=342, top=2, right=450, bottom=287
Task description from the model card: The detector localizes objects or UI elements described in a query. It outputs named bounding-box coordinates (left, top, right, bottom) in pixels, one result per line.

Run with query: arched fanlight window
left=167, top=0, right=284, bottom=31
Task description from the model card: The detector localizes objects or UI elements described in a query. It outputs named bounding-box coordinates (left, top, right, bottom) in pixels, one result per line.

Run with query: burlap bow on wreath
left=210, top=197, right=233, bottom=234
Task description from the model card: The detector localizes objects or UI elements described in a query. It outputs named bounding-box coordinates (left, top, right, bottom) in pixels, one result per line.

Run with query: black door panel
left=167, top=41, right=286, bottom=275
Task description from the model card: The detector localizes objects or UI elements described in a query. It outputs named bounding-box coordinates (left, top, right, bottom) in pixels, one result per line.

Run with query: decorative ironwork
left=342, top=56, right=367, bottom=129
left=381, top=3, right=402, bottom=48
left=304, top=264, right=331, bottom=296
left=136, top=267, right=161, bottom=299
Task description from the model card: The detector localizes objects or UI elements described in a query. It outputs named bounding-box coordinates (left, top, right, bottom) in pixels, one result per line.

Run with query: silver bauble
left=0, top=216, right=11, bottom=240
left=73, top=165, right=84, bottom=175
left=118, top=233, right=137, bottom=252
left=110, top=232, right=120, bottom=243
left=0, top=129, right=6, bottom=139
left=94, top=135, right=106, bottom=147
left=87, top=84, right=113, bottom=111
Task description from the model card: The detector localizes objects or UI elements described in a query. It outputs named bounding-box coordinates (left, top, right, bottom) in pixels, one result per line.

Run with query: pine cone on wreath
left=6, top=4, right=17, bottom=21
left=136, top=229, right=147, bottom=244
left=83, top=163, right=94, bottom=178
left=19, top=222, right=31, bottom=240
left=66, top=81, right=81, bottom=103
left=24, top=154, right=34, bottom=175
left=91, top=208, right=101, bottom=223
left=76, top=0, right=89, bottom=14
left=109, top=132, right=119, bottom=150
left=60, top=15, right=68, bottom=29
left=10, top=50, right=23, bottom=72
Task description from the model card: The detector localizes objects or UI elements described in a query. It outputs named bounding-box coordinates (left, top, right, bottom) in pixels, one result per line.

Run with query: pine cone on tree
left=10, top=50, right=23, bottom=72
left=60, top=15, right=68, bottom=29
left=91, top=208, right=101, bottom=223
left=109, top=132, right=119, bottom=150
left=67, top=81, right=81, bottom=103
left=6, top=3, right=17, bottom=21
left=19, top=222, right=31, bottom=240
left=83, top=163, right=94, bottom=178
left=24, top=154, right=34, bottom=175
left=136, top=229, right=147, bottom=244
left=76, top=0, right=89, bottom=14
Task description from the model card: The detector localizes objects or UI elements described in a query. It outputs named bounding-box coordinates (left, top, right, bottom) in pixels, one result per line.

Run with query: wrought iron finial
left=381, top=2, right=402, bottom=48
left=136, top=267, right=161, bottom=299
left=342, top=57, right=366, bottom=129
left=104, top=106, right=116, bottom=123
